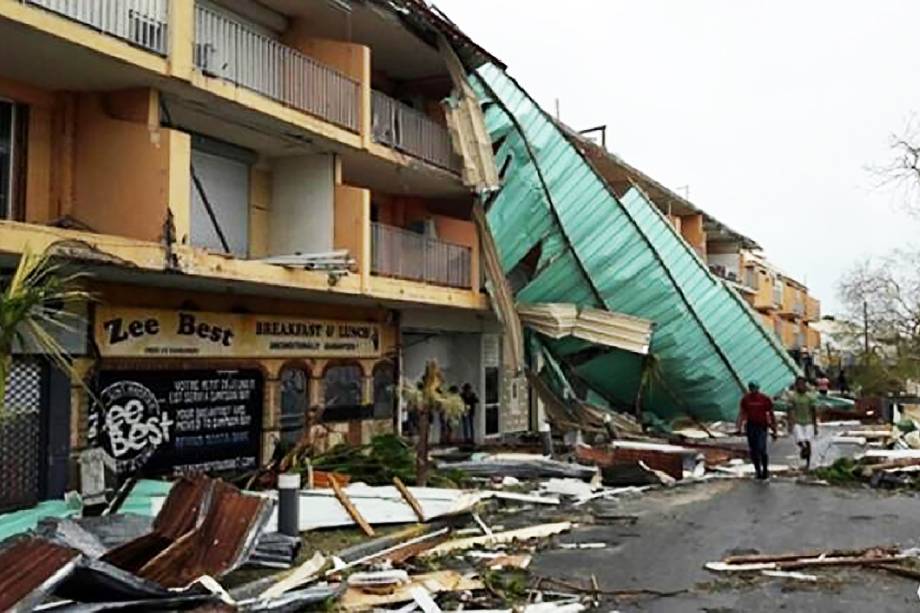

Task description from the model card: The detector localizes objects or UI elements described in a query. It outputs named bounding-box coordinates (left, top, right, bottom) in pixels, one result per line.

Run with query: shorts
left=793, top=424, right=815, bottom=444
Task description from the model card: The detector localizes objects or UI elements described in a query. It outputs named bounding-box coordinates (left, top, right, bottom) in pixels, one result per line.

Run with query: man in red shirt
left=737, top=381, right=778, bottom=480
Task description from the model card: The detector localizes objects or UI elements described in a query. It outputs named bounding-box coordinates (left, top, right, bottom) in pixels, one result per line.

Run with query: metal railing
left=25, top=0, right=168, bottom=55
left=194, top=5, right=360, bottom=132
left=371, top=222, right=471, bottom=289
left=372, top=90, right=458, bottom=172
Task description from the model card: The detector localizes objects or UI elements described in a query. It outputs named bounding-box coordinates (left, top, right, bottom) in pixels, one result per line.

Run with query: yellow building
left=739, top=251, right=822, bottom=361
left=0, top=0, right=520, bottom=507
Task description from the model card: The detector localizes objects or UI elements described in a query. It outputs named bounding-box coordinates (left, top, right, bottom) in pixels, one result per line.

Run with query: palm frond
left=1, top=247, right=93, bottom=411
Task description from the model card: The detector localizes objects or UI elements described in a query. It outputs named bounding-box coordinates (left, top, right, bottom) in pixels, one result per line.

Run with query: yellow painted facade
left=739, top=252, right=821, bottom=355
left=0, top=0, right=490, bottom=481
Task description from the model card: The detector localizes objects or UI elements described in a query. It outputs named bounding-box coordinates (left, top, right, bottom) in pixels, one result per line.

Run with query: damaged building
left=1, top=0, right=799, bottom=514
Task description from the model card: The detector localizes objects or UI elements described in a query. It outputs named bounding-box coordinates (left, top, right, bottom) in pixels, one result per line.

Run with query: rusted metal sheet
left=137, top=480, right=273, bottom=588
left=102, top=475, right=212, bottom=574
left=102, top=476, right=271, bottom=588
left=575, top=444, right=684, bottom=480
left=0, top=538, right=81, bottom=611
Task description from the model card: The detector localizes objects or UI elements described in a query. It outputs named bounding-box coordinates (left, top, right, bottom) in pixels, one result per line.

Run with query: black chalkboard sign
left=90, top=369, right=263, bottom=476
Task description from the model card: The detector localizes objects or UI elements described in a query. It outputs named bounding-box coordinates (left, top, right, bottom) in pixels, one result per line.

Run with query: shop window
left=372, top=361, right=395, bottom=419
left=324, top=363, right=364, bottom=409
left=279, top=365, right=309, bottom=446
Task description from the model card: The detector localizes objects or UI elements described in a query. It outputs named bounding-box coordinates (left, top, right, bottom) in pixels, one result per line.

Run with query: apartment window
left=0, top=100, right=27, bottom=221
left=190, top=136, right=254, bottom=257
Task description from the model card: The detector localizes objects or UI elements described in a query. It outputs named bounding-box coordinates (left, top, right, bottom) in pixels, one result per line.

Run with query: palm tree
left=0, top=247, right=91, bottom=411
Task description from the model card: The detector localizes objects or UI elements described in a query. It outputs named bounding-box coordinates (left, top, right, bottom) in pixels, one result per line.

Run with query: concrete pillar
left=261, top=362, right=283, bottom=463
left=167, top=0, right=194, bottom=80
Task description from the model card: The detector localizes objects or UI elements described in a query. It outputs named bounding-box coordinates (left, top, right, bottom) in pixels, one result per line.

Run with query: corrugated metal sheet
left=471, top=63, right=799, bottom=421
left=0, top=538, right=81, bottom=611
left=102, top=475, right=212, bottom=574
left=137, top=480, right=272, bottom=588
left=517, top=303, right=652, bottom=355
left=104, top=476, right=272, bottom=589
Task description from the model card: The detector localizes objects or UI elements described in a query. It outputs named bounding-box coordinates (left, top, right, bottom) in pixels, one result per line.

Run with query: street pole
left=863, top=299, right=870, bottom=362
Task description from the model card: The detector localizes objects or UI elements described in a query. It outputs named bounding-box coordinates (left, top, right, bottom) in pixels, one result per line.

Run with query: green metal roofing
left=472, top=63, right=799, bottom=421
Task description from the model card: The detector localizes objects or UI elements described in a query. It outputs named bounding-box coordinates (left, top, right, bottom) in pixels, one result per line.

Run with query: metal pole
left=277, top=472, right=301, bottom=537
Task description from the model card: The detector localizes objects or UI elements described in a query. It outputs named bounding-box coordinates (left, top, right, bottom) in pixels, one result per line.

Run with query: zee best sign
left=89, top=369, right=263, bottom=475
left=94, top=307, right=382, bottom=359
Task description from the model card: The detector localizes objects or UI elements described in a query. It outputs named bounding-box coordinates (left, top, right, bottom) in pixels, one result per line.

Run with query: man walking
left=737, top=381, right=777, bottom=480
left=788, top=376, right=818, bottom=470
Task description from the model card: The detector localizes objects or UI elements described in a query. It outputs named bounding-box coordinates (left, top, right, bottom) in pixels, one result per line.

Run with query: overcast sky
left=434, top=0, right=920, bottom=315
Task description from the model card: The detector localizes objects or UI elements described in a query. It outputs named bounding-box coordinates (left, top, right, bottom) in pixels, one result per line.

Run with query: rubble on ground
left=6, top=408, right=920, bottom=612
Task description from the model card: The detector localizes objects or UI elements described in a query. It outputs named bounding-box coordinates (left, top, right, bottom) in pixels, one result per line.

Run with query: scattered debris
left=422, top=522, right=573, bottom=558
left=258, top=552, right=326, bottom=600
left=339, top=571, right=483, bottom=611
left=439, top=454, right=598, bottom=480
left=0, top=538, right=81, bottom=612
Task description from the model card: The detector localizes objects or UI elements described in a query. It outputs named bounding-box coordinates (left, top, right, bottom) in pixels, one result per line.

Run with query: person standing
left=788, top=376, right=818, bottom=470
left=737, top=381, right=777, bottom=480
left=460, top=383, right=479, bottom=444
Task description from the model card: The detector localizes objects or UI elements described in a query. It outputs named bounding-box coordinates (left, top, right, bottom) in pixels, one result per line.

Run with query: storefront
left=86, top=297, right=397, bottom=478
left=398, top=307, right=528, bottom=444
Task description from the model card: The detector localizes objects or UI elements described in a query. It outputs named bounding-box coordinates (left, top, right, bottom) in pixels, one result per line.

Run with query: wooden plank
left=393, top=477, right=426, bottom=522
left=329, top=476, right=375, bottom=537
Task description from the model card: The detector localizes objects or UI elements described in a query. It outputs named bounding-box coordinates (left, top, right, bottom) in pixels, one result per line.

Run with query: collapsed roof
left=469, top=63, right=799, bottom=421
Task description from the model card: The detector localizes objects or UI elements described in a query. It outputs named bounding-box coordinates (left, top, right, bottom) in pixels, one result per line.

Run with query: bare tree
left=875, top=116, right=920, bottom=216
left=839, top=251, right=920, bottom=348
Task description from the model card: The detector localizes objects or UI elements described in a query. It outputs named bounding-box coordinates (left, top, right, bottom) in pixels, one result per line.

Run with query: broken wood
left=724, top=546, right=898, bottom=565
left=339, top=570, right=482, bottom=611
left=871, top=563, right=920, bottom=582
left=779, top=554, right=905, bottom=570
left=534, top=576, right=687, bottom=598
left=259, top=552, right=326, bottom=600
left=330, top=475, right=375, bottom=537
left=393, top=477, right=426, bottom=522
left=421, top=522, right=573, bottom=558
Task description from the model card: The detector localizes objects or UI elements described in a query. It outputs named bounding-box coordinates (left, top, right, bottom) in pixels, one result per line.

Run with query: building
left=0, top=0, right=522, bottom=510
left=738, top=251, right=822, bottom=369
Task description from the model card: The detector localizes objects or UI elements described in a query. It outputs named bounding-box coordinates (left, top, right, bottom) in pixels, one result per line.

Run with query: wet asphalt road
left=531, top=477, right=920, bottom=612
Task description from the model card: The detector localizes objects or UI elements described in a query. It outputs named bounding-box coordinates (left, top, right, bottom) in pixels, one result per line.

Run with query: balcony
left=370, top=222, right=472, bottom=289
left=194, top=4, right=360, bottom=132
left=24, top=0, right=168, bottom=55
left=371, top=90, right=458, bottom=172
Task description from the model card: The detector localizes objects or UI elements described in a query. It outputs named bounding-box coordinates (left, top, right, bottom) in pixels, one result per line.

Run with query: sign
left=95, top=307, right=382, bottom=359
left=89, top=369, right=263, bottom=475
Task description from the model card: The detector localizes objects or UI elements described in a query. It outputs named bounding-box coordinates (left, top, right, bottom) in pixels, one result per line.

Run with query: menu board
left=90, top=369, right=263, bottom=475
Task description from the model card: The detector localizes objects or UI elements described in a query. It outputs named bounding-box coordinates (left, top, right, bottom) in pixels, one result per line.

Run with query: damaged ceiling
left=469, top=63, right=799, bottom=421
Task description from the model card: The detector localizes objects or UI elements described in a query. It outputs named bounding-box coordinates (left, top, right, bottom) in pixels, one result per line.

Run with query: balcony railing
left=371, top=222, right=471, bottom=289
left=372, top=90, right=458, bottom=172
left=194, top=5, right=360, bottom=132
left=25, top=0, right=168, bottom=55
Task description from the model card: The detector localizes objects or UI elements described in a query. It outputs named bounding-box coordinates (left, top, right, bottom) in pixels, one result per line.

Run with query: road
left=531, top=463, right=920, bottom=610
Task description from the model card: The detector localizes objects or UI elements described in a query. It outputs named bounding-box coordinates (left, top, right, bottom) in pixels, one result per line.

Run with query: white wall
left=191, top=150, right=250, bottom=257
left=269, top=155, right=334, bottom=256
